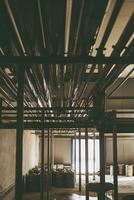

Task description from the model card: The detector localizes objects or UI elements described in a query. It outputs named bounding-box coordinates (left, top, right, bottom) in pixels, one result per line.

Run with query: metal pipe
left=70, top=0, right=108, bottom=106
left=15, top=66, right=25, bottom=200
left=79, top=128, right=81, bottom=191
left=0, top=68, right=17, bottom=94
left=85, top=128, right=89, bottom=200
left=101, top=15, right=133, bottom=85
left=40, top=111, right=45, bottom=200
left=98, top=0, right=124, bottom=52
left=31, top=68, right=46, bottom=106
left=107, top=64, right=134, bottom=97
left=77, top=0, right=113, bottom=101
left=25, top=72, right=39, bottom=101
left=67, top=0, right=87, bottom=105
left=4, top=0, right=26, bottom=54
left=26, top=69, right=44, bottom=107
left=87, top=13, right=134, bottom=103
left=77, top=64, right=96, bottom=101
left=0, top=69, right=17, bottom=99
left=37, top=0, right=46, bottom=49
left=3, top=0, right=50, bottom=108
left=102, top=41, right=134, bottom=91
left=37, top=0, right=52, bottom=107
left=25, top=85, right=37, bottom=106
left=65, top=0, right=73, bottom=54
left=0, top=94, right=13, bottom=107
left=72, top=0, right=110, bottom=103
left=3, top=1, right=39, bottom=107
left=0, top=86, right=14, bottom=103
left=36, top=65, right=52, bottom=107
left=0, top=49, right=35, bottom=107
left=72, top=0, right=85, bottom=55
left=0, top=79, right=16, bottom=99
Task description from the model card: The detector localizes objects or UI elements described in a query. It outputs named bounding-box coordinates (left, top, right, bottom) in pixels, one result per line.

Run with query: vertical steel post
left=47, top=129, right=50, bottom=200
left=104, top=135, right=107, bottom=181
left=93, top=129, right=96, bottom=181
left=79, top=129, right=81, bottom=191
left=50, top=129, right=53, bottom=170
left=99, top=128, right=105, bottom=200
left=71, top=139, right=73, bottom=169
left=52, top=133, right=54, bottom=168
left=15, top=66, right=25, bottom=200
left=113, top=111, right=118, bottom=200
left=40, top=110, right=44, bottom=200
left=85, top=128, right=89, bottom=200
left=93, top=91, right=105, bottom=200
left=0, top=98, right=2, bottom=123
left=74, top=133, right=77, bottom=182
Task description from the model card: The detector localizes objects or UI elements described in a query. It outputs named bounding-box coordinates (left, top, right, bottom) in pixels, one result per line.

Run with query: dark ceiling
left=0, top=0, right=134, bottom=108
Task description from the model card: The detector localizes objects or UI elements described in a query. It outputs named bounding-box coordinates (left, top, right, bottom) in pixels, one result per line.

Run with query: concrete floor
left=22, top=189, right=125, bottom=200
left=76, top=175, right=134, bottom=194
left=23, top=191, right=95, bottom=200
left=22, top=175, right=134, bottom=200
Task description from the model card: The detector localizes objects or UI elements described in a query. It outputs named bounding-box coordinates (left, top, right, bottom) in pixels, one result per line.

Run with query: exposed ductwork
left=0, top=0, right=133, bottom=110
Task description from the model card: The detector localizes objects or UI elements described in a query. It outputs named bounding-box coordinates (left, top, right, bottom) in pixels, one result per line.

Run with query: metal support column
left=79, top=129, right=81, bottom=191
left=93, top=91, right=105, bottom=200
left=0, top=98, right=2, bottom=123
left=50, top=129, right=54, bottom=170
left=40, top=111, right=45, bottom=200
left=113, top=111, right=118, bottom=200
left=85, top=128, right=89, bottom=200
left=47, top=129, right=50, bottom=200
left=74, top=133, right=77, bottom=182
left=93, top=129, right=96, bottom=181
left=52, top=133, right=54, bottom=168
left=15, top=66, right=25, bottom=200
left=99, top=128, right=105, bottom=200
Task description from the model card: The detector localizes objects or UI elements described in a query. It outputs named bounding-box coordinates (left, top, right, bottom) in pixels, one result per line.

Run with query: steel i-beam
left=15, top=66, right=25, bottom=200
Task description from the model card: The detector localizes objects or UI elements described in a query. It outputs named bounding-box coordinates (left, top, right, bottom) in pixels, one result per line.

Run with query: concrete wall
left=0, top=129, right=39, bottom=196
left=40, top=137, right=72, bottom=165
left=106, top=78, right=134, bottom=110
left=54, top=138, right=71, bottom=164
left=23, top=132, right=39, bottom=174
left=0, top=129, right=16, bottom=195
left=106, top=137, right=134, bottom=164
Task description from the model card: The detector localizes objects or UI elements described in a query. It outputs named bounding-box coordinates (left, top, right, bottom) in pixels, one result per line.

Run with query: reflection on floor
left=23, top=192, right=96, bottom=200
left=76, top=175, right=134, bottom=194
left=22, top=189, right=122, bottom=200
left=23, top=175, right=134, bottom=200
